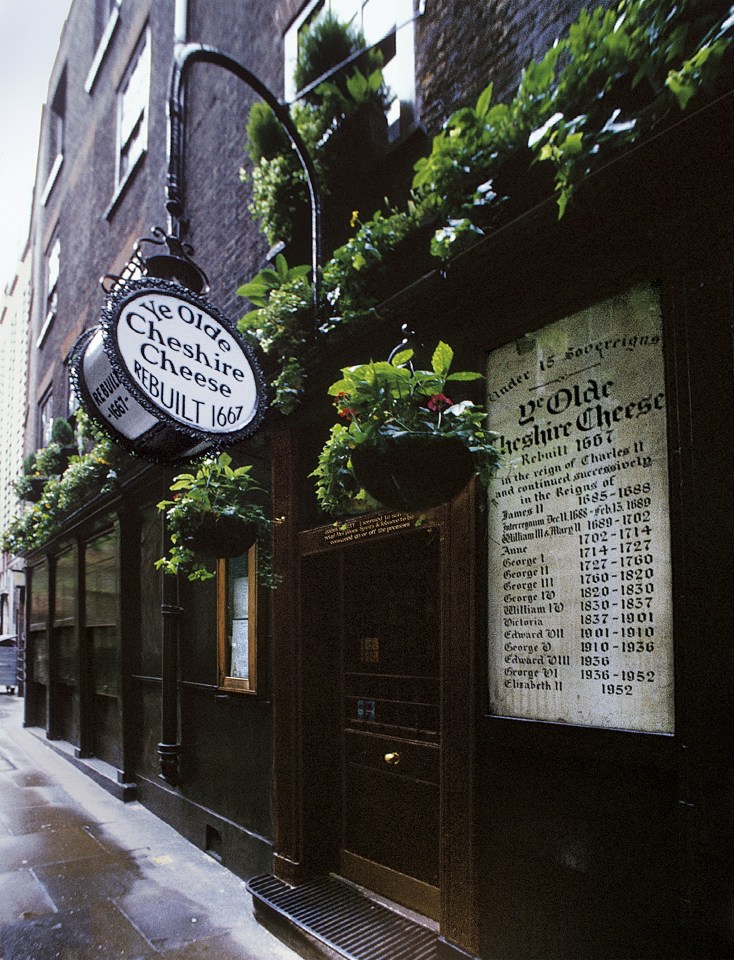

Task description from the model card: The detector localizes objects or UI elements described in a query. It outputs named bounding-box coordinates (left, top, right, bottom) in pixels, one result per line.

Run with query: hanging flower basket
left=156, top=453, right=271, bottom=582
left=182, top=514, right=258, bottom=559
left=312, top=341, right=500, bottom=517
left=26, top=477, right=49, bottom=503
left=351, top=433, right=475, bottom=512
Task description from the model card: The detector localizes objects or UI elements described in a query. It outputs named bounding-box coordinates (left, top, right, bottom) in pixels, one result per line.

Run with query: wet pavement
left=0, top=694, right=303, bottom=960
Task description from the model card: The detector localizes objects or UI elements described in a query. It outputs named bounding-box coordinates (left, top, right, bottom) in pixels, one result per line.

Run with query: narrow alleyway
left=0, top=693, right=302, bottom=960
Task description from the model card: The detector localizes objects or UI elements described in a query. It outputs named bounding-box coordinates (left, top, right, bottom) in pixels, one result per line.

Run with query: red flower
left=426, top=393, right=453, bottom=412
left=338, top=407, right=357, bottom=421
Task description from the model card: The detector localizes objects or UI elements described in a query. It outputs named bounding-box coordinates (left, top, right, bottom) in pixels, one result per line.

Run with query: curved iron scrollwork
left=101, top=226, right=210, bottom=297
left=166, top=43, right=323, bottom=320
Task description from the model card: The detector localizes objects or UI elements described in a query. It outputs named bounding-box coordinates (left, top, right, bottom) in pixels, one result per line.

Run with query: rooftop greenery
left=237, top=0, right=734, bottom=413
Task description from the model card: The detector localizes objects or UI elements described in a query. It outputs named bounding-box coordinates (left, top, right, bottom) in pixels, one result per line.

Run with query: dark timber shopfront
left=264, top=96, right=734, bottom=959
left=15, top=1, right=734, bottom=957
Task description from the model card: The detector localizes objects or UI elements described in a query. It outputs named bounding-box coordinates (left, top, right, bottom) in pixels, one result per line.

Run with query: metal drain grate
left=248, top=874, right=441, bottom=960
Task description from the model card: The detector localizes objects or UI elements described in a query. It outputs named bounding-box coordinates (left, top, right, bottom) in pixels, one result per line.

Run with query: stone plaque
left=486, top=284, right=674, bottom=733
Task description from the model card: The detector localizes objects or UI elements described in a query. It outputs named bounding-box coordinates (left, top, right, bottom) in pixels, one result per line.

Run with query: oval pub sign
left=72, top=278, right=266, bottom=462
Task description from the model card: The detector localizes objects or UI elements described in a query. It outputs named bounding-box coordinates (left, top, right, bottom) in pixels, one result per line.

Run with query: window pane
left=39, top=393, right=54, bottom=446
left=55, top=549, right=78, bottom=684
left=226, top=554, right=249, bottom=680
left=118, top=30, right=150, bottom=182
left=218, top=551, right=257, bottom=692
left=86, top=529, right=119, bottom=696
left=30, top=562, right=49, bottom=684
left=283, top=0, right=415, bottom=137
left=48, top=70, right=65, bottom=173
left=47, top=236, right=61, bottom=315
left=330, top=0, right=360, bottom=30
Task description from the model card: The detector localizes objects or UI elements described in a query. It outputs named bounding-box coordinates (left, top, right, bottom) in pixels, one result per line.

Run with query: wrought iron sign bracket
left=166, top=42, right=323, bottom=320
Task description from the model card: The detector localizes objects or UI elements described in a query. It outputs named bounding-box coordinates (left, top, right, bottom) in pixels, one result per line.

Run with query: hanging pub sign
left=71, top=278, right=267, bottom=462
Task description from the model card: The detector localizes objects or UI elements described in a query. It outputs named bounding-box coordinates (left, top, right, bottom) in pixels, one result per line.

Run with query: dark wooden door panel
left=345, top=730, right=439, bottom=783
left=344, top=762, right=440, bottom=884
left=340, top=527, right=442, bottom=895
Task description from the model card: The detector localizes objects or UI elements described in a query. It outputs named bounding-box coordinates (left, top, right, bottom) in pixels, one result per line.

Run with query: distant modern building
left=10, top=1, right=734, bottom=959
left=0, top=242, right=31, bottom=665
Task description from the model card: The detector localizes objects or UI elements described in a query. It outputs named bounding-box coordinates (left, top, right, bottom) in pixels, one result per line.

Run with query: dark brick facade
left=23, top=3, right=733, bottom=958
left=416, top=0, right=600, bottom=136
left=29, top=0, right=599, bottom=434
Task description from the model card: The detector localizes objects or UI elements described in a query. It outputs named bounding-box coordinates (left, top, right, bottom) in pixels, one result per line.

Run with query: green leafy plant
left=237, top=0, right=734, bottom=418
left=312, top=342, right=500, bottom=515
left=3, top=412, right=128, bottom=555
left=50, top=417, right=76, bottom=447
left=246, top=101, right=291, bottom=165
left=413, top=0, right=733, bottom=233
left=12, top=418, right=80, bottom=501
left=293, top=10, right=383, bottom=103
left=322, top=205, right=426, bottom=316
left=237, top=258, right=314, bottom=413
left=666, top=11, right=734, bottom=107
left=155, top=452, right=272, bottom=582
left=243, top=7, right=389, bottom=251
left=33, top=442, right=67, bottom=477
left=237, top=254, right=312, bottom=311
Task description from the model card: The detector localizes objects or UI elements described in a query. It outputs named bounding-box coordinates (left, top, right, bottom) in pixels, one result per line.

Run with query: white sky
left=0, top=0, right=72, bottom=290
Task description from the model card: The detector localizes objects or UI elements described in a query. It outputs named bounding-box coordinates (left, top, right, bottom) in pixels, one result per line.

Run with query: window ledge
left=36, top=310, right=56, bottom=349
left=41, top=154, right=64, bottom=206
left=85, top=5, right=121, bottom=94
left=104, top=148, right=146, bottom=221
left=218, top=683, right=257, bottom=696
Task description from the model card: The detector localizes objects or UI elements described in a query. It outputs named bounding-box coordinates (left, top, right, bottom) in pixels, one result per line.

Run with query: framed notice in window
left=486, top=284, right=674, bottom=733
left=217, top=550, right=257, bottom=693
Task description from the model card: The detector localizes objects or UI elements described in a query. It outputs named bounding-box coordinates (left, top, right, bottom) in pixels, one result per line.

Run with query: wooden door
left=338, top=526, right=442, bottom=918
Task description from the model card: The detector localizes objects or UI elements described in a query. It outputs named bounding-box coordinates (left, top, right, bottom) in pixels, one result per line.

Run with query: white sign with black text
left=73, top=278, right=266, bottom=462
left=486, top=284, right=674, bottom=733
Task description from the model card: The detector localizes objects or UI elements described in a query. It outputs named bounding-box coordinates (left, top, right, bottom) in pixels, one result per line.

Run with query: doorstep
left=248, top=873, right=476, bottom=960
left=25, top=727, right=137, bottom=802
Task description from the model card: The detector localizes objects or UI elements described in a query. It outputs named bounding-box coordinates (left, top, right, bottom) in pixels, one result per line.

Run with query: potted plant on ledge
left=312, top=341, right=500, bottom=515
left=155, top=453, right=271, bottom=582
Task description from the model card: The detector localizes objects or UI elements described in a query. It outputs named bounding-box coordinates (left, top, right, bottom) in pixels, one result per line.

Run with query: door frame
left=270, top=423, right=480, bottom=955
left=336, top=520, right=444, bottom=919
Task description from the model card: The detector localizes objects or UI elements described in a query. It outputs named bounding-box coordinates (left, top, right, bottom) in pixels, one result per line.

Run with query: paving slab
left=115, top=887, right=226, bottom=952
left=0, top=868, right=56, bottom=925
left=0, top=824, right=109, bottom=871
left=0, top=695, right=304, bottom=960
left=33, top=853, right=140, bottom=910
left=0, top=784, right=58, bottom=808
left=0, top=801, right=90, bottom=835
left=0, top=901, right=156, bottom=960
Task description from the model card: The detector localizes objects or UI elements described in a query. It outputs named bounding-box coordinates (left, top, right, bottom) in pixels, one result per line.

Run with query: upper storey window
left=94, top=0, right=118, bottom=47
left=285, top=0, right=416, bottom=141
left=85, top=0, right=121, bottom=94
left=42, top=70, right=66, bottom=204
left=36, top=234, right=61, bottom=348
left=117, top=27, right=150, bottom=188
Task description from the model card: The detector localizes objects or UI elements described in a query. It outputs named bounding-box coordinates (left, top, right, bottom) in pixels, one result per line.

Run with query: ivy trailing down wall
left=236, top=0, right=734, bottom=413
left=1, top=411, right=132, bottom=555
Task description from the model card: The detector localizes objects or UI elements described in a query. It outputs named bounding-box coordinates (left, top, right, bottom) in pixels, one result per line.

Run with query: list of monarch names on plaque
left=486, top=284, right=674, bottom=733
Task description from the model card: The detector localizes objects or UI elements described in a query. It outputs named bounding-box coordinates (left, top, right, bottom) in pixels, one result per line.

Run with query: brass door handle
left=384, top=752, right=401, bottom=765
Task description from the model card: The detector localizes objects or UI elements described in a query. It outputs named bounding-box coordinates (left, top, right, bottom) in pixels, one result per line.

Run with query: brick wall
left=27, top=0, right=609, bottom=429
left=416, top=0, right=604, bottom=137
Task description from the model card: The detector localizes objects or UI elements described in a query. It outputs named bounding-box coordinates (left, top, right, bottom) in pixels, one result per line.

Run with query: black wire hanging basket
left=351, top=433, right=475, bottom=513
